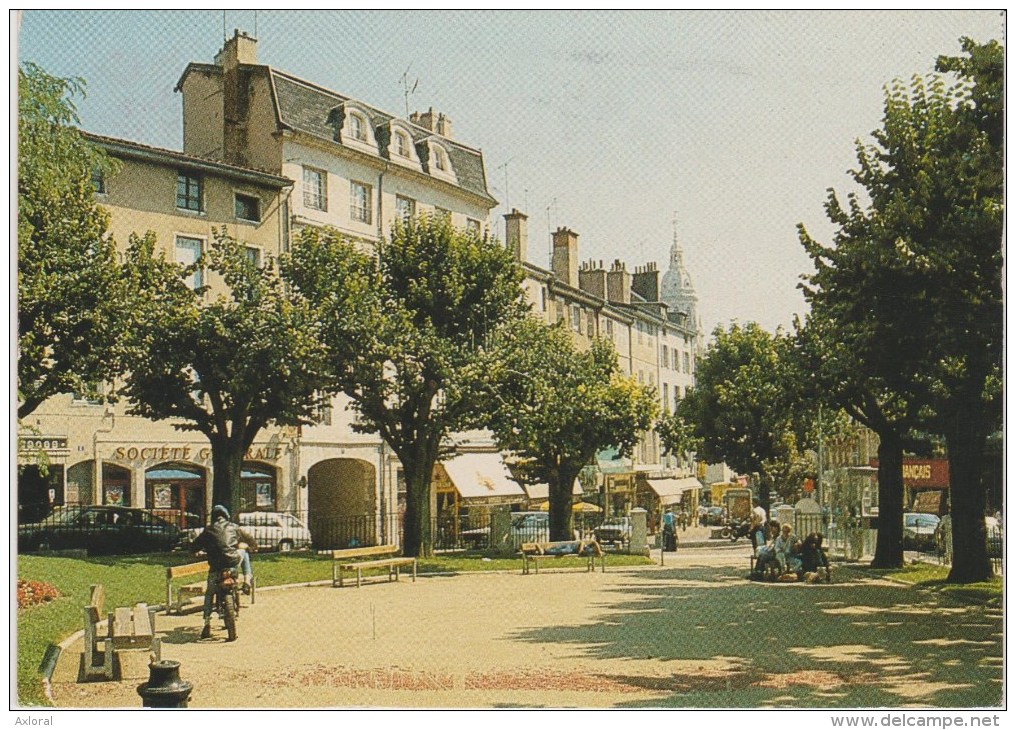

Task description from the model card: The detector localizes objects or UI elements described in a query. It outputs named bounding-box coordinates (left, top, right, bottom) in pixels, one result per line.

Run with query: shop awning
left=646, top=477, right=701, bottom=505
left=441, top=452, right=527, bottom=503
left=523, top=481, right=582, bottom=500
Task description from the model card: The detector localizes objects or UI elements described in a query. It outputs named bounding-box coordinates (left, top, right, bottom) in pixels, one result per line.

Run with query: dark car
left=702, top=506, right=726, bottom=526
left=18, top=505, right=181, bottom=555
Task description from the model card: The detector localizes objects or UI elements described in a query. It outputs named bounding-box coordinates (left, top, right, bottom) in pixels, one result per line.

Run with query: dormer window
left=349, top=112, right=366, bottom=142
left=393, top=130, right=409, bottom=157
left=427, top=141, right=456, bottom=183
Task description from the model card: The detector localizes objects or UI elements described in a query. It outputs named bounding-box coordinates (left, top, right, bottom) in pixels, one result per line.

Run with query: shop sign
left=111, top=444, right=284, bottom=462
left=870, top=458, right=949, bottom=488
left=19, top=436, right=68, bottom=452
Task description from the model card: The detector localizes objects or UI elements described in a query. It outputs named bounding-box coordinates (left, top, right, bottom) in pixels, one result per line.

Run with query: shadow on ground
left=506, top=559, right=1003, bottom=708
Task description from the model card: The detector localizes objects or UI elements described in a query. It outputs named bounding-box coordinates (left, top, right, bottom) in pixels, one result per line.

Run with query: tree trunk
left=870, top=429, right=904, bottom=569
left=210, top=437, right=245, bottom=515
left=944, top=398, right=992, bottom=583
left=549, top=465, right=579, bottom=542
left=400, top=444, right=437, bottom=558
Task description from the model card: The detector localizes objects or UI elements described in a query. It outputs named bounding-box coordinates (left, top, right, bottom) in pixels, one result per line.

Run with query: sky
left=14, top=9, right=1005, bottom=336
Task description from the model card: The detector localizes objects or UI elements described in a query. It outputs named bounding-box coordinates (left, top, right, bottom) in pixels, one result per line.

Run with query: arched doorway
left=102, top=463, right=131, bottom=507
left=145, top=463, right=206, bottom=528
left=237, top=462, right=278, bottom=514
left=17, top=464, right=64, bottom=523
left=307, top=458, right=376, bottom=549
left=66, top=460, right=95, bottom=507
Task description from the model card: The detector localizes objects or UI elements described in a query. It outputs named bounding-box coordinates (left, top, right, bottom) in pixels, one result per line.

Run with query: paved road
left=50, top=543, right=1002, bottom=708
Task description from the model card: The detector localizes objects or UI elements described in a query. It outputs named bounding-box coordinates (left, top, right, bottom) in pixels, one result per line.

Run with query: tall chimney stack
left=504, top=209, right=528, bottom=263
left=552, top=227, right=580, bottom=288
left=607, top=260, right=631, bottom=304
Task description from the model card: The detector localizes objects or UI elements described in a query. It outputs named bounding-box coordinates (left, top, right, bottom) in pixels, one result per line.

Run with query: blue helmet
left=211, top=504, right=230, bottom=522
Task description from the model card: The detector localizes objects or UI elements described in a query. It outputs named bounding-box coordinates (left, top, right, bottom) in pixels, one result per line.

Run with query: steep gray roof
left=269, top=70, right=495, bottom=205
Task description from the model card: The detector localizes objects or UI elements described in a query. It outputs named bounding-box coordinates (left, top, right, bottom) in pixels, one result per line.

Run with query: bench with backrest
left=520, top=540, right=605, bottom=575
left=165, top=560, right=256, bottom=615
left=81, top=583, right=160, bottom=681
left=330, top=544, right=417, bottom=588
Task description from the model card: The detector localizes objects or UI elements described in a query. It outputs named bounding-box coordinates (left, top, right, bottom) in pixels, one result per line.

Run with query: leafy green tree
left=17, top=63, right=125, bottom=418
left=282, top=216, right=527, bottom=557
left=678, top=322, right=816, bottom=511
left=656, top=410, right=702, bottom=464
left=794, top=315, right=922, bottom=568
left=481, top=318, right=658, bottom=541
left=798, top=38, right=1002, bottom=582
left=119, top=232, right=332, bottom=511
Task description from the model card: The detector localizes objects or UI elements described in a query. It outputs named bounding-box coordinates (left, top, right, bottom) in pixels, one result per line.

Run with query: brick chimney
left=607, top=260, right=631, bottom=304
left=211, top=30, right=257, bottom=167
left=504, top=209, right=528, bottom=262
left=410, top=107, right=452, bottom=138
left=632, top=262, right=660, bottom=302
left=579, top=259, right=607, bottom=299
left=552, top=227, right=579, bottom=288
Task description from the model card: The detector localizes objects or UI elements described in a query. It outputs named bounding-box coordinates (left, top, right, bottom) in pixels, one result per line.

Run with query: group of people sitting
left=749, top=518, right=830, bottom=583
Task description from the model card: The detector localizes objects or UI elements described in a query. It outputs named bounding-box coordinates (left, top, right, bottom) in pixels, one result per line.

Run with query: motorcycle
left=720, top=518, right=753, bottom=543
left=212, top=566, right=241, bottom=642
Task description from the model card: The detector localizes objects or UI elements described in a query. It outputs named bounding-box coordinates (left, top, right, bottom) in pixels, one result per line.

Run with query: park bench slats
left=80, top=585, right=160, bottom=682
left=520, top=540, right=605, bottom=575
left=329, top=544, right=417, bottom=588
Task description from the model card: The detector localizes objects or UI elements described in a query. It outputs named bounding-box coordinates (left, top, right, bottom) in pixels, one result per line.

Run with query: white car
left=237, top=512, right=313, bottom=552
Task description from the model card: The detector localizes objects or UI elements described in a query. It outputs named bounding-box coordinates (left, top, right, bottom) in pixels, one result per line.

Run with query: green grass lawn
left=870, top=562, right=1003, bottom=605
left=16, top=549, right=652, bottom=706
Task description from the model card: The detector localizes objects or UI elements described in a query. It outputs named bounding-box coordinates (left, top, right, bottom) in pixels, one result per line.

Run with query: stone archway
left=307, top=458, right=376, bottom=549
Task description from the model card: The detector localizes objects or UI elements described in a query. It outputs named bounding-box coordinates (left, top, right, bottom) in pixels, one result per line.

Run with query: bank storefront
left=18, top=419, right=299, bottom=528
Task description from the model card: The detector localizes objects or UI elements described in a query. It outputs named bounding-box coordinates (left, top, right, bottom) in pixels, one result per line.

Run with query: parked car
left=902, top=512, right=940, bottom=551
left=179, top=511, right=313, bottom=552
left=934, top=515, right=1003, bottom=558
left=702, top=506, right=726, bottom=526
left=237, top=512, right=313, bottom=552
left=508, top=512, right=550, bottom=546
left=18, top=505, right=180, bottom=555
left=593, top=516, right=632, bottom=546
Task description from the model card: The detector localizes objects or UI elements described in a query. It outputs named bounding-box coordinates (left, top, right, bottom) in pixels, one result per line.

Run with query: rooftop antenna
left=546, top=197, right=557, bottom=262
left=223, top=11, right=226, bottom=42
left=495, top=157, right=514, bottom=212
left=400, top=67, right=419, bottom=118
left=254, top=10, right=258, bottom=39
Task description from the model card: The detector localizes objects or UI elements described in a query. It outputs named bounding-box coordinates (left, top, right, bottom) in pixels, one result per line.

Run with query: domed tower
left=660, top=219, right=701, bottom=334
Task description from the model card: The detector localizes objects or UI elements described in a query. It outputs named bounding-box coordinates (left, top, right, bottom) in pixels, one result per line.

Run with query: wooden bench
left=520, top=540, right=605, bottom=575
left=329, top=545, right=417, bottom=588
left=81, top=584, right=161, bottom=681
left=166, top=560, right=256, bottom=615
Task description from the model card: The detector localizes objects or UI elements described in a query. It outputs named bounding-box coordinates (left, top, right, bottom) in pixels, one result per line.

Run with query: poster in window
left=255, top=482, right=272, bottom=508
left=106, top=486, right=124, bottom=506
left=154, top=485, right=173, bottom=509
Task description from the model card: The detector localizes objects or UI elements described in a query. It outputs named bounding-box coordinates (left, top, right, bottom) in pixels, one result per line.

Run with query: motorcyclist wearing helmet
left=192, top=504, right=256, bottom=639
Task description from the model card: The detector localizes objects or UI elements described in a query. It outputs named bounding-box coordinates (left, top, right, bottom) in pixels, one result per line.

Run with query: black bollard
left=137, top=660, right=193, bottom=708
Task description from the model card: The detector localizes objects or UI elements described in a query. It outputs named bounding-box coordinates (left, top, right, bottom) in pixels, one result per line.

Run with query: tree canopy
left=481, top=318, right=658, bottom=541
left=797, top=38, right=1002, bottom=582
left=17, top=63, right=126, bottom=418
left=677, top=321, right=816, bottom=508
left=282, top=216, right=528, bottom=556
left=119, top=232, right=332, bottom=511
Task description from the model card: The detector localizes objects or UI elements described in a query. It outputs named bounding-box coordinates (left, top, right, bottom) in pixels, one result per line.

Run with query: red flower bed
left=17, top=579, right=60, bottom=609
